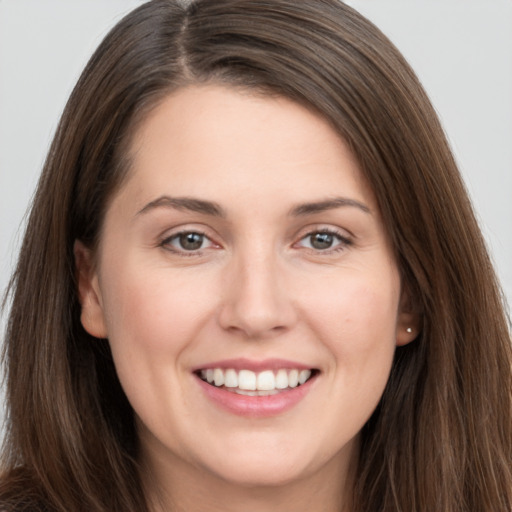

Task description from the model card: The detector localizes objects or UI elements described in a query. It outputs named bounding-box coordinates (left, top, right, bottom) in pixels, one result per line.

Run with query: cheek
left=342, top=286, right=398, bottom=343
left=97, top=262, right=218, bottom=423
left=298, top=270, right=400, bottom=393
left=98, top=273, right=223, bottom=441
left=303, top=274, right=400, bottom=342
left=99, top=258, right=220, bottom=362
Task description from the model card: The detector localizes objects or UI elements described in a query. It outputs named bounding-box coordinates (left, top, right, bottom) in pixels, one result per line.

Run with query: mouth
left=195, top=367, right=319, bottom=396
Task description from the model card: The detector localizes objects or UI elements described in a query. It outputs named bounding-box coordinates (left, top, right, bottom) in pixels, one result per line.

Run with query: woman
left=1, top=0, right=511, bottom=511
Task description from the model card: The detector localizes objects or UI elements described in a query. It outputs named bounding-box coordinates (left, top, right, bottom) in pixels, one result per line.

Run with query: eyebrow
left=137, top=196, right=226, bottom=217
left=289, top=197, right=371, bottom=216
left=136, top=195, right=370, bottom=218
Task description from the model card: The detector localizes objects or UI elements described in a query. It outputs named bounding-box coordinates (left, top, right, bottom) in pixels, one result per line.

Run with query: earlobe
left=396, top=288, right=421, bottom=346
left=74, top=240, right=108, bottom=339
left=396, top=320, right=420, bottom=346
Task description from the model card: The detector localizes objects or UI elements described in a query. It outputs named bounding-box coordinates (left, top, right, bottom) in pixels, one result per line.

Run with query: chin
left=195, top=440, right=342, bottom=490
left=210, top=460, right=311, bottom=489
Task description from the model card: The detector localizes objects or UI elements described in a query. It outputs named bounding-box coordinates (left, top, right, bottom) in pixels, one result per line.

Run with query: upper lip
left=192, top=358, right=316, bottom=373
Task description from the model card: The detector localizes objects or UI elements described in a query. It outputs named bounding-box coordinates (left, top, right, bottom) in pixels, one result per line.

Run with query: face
left=76, top=85, right=416, bottom=499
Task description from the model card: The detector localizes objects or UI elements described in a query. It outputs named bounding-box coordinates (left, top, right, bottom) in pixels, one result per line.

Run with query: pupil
left=311, top=232, right=333, bottom=250
left=179, top=232, right=203, bottom=250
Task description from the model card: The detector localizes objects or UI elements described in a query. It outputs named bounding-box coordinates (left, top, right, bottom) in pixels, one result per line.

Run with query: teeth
left=257, top=370, right=275, bottom=390
left=299, top=369, right=311, bottom=385
left=224, top=369, right=238, bottom=388
left=238, top=369, right=257, bottom=390
left=288, top=369, right=299, bottom=388
left=199, top=368, right=313, bottom=391
left=275, top=369, right=289, bottom=389
left=234, top=389, right=280, bottom=396
left=213, top=368, right=224, bottom=387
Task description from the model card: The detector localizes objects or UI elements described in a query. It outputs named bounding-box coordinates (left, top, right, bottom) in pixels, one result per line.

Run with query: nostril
left=217, top=270, right=297, bottom=337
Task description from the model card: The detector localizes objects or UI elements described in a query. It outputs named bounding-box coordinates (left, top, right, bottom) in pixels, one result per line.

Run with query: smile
left=193, top=359, right=319, bottom=417
left=198, top=368, right=315, bottom=395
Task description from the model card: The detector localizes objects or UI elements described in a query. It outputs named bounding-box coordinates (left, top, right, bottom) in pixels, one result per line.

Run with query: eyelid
left=157, top=224, right=352, bottom=256
left=159, top=225, right=222, bottom=255
left=293, top=226, right=353, bottom=253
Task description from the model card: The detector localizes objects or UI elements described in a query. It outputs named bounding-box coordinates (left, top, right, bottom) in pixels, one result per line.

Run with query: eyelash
left=160, top=229, right=215, bottom=256
left=160, top=228, right=352, bottom=256
left=295, top=228, right=352, bottom=254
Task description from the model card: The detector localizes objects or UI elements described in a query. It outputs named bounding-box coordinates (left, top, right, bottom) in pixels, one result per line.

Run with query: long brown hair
left=2, top=1, right=511, bottom=511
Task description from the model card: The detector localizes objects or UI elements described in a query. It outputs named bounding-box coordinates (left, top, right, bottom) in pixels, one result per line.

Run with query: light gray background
left=1, top=1, right=511, bottom=424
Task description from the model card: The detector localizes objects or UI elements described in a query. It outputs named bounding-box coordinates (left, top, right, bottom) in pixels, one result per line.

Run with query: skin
left=76, top=85, right=418, bottom=512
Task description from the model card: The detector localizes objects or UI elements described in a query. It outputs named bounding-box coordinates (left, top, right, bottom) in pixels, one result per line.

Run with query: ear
left=74, top=240, right=108, bottom=339
left=395, top=286, right=421, bottom=346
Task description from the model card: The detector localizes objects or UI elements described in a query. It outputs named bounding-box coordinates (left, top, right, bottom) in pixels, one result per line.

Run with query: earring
left=406, top=327, right=413, bottom=333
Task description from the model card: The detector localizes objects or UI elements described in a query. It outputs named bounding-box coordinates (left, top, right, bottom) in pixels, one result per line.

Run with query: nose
left=218, top=248, right=297, bottom=339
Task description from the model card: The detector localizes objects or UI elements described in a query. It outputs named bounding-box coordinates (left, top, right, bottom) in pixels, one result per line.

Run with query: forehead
left=117, top=84, right=376, bottom=215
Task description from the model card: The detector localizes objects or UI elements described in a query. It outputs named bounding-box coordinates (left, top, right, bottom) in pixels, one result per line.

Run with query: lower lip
left=195, top=375, right=316, bottom=417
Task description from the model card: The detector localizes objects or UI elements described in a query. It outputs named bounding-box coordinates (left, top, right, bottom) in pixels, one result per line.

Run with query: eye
left=162, top=231, right=215, bottom=253
left=297, top=230, right=350, bottom=252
